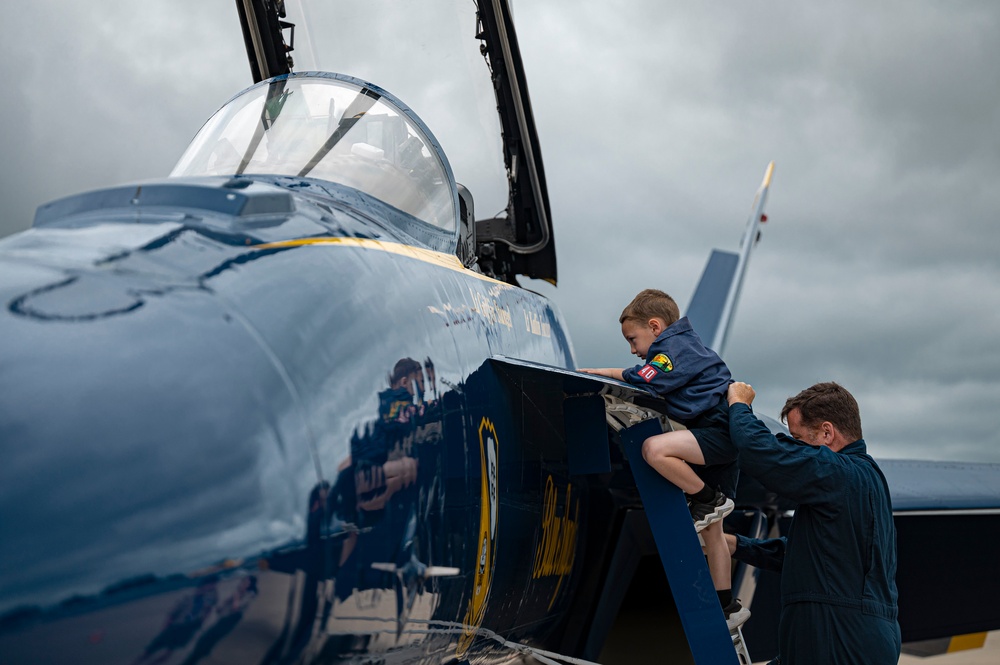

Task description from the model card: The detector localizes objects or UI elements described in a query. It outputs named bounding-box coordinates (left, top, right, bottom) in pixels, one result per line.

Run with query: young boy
left=581, top=288, right=749, bottom=631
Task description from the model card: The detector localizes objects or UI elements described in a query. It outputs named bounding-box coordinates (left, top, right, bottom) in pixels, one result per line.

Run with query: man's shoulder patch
left=650, top=353, right=673, bottom=372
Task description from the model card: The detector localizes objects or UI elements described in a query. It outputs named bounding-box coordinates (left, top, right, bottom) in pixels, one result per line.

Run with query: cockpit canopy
left=171, top=73, right=458, bottom=233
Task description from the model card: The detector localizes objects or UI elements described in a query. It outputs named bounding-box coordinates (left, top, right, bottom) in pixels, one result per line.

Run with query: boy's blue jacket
left=621, top=316, right=731, bottom=423
left=729, top=403, right=900, bottom=663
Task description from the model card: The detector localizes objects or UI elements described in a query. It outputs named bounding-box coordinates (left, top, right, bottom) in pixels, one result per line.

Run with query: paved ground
left=897, top=631, right=999, bottom=665
left=748, top=630, right=1000, bottom=664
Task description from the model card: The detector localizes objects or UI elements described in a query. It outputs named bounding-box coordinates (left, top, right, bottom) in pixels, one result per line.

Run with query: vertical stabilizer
left=686, top=162, right=774, bottom=357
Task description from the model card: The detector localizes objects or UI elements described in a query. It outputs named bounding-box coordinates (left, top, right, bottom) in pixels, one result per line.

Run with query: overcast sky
left=3, top=1, right=999, bottom=463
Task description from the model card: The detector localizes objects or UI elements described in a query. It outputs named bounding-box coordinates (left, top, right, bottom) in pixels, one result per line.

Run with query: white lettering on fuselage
left=468, top=287, right=513, bottom=330
left=523, top=310, right=551, bottom=338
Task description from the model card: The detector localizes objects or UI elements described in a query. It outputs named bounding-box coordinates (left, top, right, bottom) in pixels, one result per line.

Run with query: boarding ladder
left=618, top=417, right=751, bottom=665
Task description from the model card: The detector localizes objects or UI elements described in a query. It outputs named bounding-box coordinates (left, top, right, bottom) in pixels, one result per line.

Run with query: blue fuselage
left=0, top=174, right=593, bottom=664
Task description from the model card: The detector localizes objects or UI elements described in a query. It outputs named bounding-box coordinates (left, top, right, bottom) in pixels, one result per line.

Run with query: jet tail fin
left=686, top=161, right=774, bottom=357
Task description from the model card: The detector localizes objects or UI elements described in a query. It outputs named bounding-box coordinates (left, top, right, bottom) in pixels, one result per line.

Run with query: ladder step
left=619, top=419, right=743, bottom=665
left=732, top=625, right=752, bottom=664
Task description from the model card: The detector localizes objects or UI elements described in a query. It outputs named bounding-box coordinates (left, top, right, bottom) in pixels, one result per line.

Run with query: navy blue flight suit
left=621, top=317, right=730, bottom=423
left=729, top=403, right=901, bottom=664
left=621, top=316, right=738, bottom=494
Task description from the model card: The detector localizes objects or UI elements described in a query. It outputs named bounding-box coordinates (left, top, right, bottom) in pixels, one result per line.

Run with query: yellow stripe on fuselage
left=255, top=237, right=506, bottom=285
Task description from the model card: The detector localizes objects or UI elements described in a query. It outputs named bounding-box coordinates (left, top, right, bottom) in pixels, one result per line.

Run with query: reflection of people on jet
left=178, top=575, right=258, bottom=665
left=380, top=357, right=425, bottom=425
left=249, top=358, right=451, bottom=659
left=130, top=575, right=219, bottom=665
left=351, top=358, right=425, bottom=516
left=332, top=357, right=445, bottom=606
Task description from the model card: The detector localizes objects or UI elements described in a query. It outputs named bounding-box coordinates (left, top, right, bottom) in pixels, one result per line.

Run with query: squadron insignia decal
left=457, top=417, right=500, bottom=656
left=650, top=353, right=673, bottom=371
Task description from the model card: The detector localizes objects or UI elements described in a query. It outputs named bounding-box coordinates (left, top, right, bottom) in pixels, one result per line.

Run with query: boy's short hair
left=619, top=289, right=680, bottom=327
left=781, top=382, right=863, bottom=441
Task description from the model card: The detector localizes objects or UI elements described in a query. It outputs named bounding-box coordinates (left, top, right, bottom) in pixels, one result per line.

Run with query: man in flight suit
left=724, top=381, right=900, bottom=665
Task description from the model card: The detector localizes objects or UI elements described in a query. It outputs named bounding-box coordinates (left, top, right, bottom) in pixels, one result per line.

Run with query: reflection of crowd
left=348, top=357, right=442, bottom=520
left=334, top=357, right=444, bottom=599
left=354, top=358, right=426, bottom=513
left=179, top=576, right=258, bottom=665
left=131, top=357, right=449, bottom=662
left=131, top=574, right=258, bottom=665
left=130, top=576, right=217, bottom=665
left=249, top=356, right=451, bottom=662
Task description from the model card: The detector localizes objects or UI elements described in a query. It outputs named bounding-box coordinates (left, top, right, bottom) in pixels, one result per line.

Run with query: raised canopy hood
left=234, top=0, right=556, bottom=284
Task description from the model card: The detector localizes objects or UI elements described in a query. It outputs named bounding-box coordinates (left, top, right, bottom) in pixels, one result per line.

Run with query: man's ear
left=823, top=422, right=852, bottom=451
left=820, top=421, right=836, bottom=446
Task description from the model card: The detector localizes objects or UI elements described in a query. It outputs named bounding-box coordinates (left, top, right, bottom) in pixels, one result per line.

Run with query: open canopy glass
left=172, top=73, right=458, bottom=232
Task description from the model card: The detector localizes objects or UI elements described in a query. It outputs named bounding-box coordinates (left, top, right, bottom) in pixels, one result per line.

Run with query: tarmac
left=896, top=630, right=999, bottom=665
left=747, top=630, right=1000, bottom=664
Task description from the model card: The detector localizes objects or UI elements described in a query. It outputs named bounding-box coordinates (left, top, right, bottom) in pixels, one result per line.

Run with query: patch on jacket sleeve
left=638, top=365, right=658, bottom=382
left=650, top=354, right=673, bottom=372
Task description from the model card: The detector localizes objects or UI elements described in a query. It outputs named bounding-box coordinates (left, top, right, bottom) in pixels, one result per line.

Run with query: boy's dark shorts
left=685, top=396, right=739, bottom=497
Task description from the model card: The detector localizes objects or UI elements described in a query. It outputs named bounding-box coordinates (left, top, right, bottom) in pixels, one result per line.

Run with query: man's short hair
left=620, top=289, right=680, bottom=327
left=781, top=382, right=863, bottom=441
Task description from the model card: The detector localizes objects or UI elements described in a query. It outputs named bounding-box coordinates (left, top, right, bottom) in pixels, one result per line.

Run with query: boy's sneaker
left=723, top=598, right=751, bottom=633
left=690, top=490, right=734, bottom=532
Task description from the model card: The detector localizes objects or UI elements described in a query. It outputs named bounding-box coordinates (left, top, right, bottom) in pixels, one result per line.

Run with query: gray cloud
left=2, top=1, right=998, bottom=462
left=517, top=1, right=1000, bottom=462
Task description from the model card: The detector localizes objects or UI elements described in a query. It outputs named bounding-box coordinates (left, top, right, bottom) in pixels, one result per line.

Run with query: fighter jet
left=1, top=2, right=998, bottom=664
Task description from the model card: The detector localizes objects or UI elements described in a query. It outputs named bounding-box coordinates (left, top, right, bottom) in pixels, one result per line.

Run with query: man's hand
left=728, top=381, right=756, bottom=406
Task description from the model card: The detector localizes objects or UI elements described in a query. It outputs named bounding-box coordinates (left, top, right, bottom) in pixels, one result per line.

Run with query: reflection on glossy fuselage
left=0, top=160, right=589, bottom=663
left=0, top=69, right=595, bottom=664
